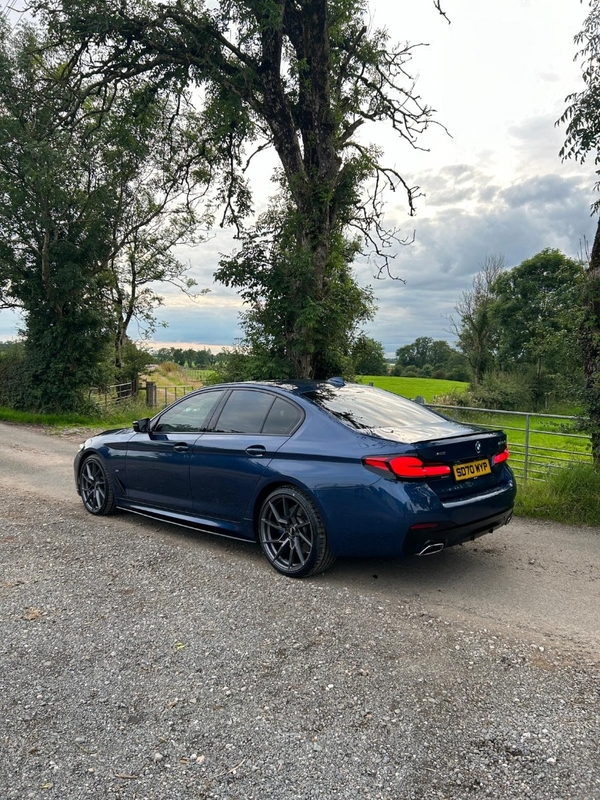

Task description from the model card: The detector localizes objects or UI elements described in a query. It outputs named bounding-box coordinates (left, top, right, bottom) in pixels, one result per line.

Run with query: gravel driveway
left=0, top=422, right=599, bottom=799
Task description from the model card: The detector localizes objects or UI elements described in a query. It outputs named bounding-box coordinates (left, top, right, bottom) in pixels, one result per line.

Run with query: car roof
left=199, top=379, right=346, bottom=397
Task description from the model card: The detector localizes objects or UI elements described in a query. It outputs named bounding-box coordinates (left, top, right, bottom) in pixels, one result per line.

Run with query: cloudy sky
left=0, top=0, right=596, bottom=355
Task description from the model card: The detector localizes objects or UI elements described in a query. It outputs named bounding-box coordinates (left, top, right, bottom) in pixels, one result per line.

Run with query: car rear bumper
left=401, top=507, right=514, bottom=557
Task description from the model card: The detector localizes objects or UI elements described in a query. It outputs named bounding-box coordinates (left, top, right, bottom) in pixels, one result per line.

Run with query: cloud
left=149, top=303, right=244, bottom=346
left=352, top=166, right=596, bottom=351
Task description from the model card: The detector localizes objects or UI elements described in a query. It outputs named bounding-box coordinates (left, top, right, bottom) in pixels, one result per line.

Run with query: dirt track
left=1, top=421, right=598, bottom=654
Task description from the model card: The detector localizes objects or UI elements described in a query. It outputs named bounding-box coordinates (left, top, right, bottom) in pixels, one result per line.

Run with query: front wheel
left=79, top=455, right=117, bottom=516
left=258, top=486, right=335, bottom=578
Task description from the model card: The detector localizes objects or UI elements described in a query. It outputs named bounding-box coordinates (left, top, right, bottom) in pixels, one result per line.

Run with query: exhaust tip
left=416, top=541, right=445, bottom=556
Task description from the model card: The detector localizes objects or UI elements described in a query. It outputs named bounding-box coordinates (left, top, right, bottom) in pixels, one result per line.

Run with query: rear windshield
left=304, top=385, right=448, bottom=431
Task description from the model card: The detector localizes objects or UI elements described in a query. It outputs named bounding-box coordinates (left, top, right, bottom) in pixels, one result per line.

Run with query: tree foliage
left=450, top=254, right=504, bottom=384
left=351, top=335, right=387, bottom=376
left=0, top=21, right=114, bottom=409
left=393, top=336, right=467, bottom=381
left=451, top=250, right=582, bottom=409
left=0, top=20, right=209, bottom=410
left=559, top=0, right=600, bottom=461
left=492, top=249, right=582, bottom=385
left=33, top=0, right=448, bottom=378
left=216, top=202, right=374, bottom=378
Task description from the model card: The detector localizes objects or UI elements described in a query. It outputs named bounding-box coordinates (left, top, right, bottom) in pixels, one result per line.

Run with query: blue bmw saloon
left=74, top=380, right=515, bottom=577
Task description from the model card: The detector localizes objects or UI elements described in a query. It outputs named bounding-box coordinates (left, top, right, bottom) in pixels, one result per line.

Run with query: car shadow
left=325, top=538, right=512, bottom=594
left=124, top=511, right=512, bottom=597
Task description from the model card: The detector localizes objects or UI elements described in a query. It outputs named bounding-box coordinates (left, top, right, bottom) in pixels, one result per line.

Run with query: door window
left=212, top=390, right=275, bottom=434
left=154, top=390, right=225, bottom=433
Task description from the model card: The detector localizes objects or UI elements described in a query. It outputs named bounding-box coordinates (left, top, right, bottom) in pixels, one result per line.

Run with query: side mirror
left=133, top=417, right=151, bottom=433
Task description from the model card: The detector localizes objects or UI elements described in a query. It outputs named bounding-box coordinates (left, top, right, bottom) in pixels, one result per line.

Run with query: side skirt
left=116, top=504, right=255, bottom=543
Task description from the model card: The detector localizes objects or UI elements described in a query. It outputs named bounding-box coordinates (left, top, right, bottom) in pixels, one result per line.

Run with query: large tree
left=34, top=0, right=448, bottom=378
left=351, top=334, right=387, bottom=376
left=559, top=0, right=600, bottom=462
left=0, top=21, right=114, bottom=409
left=492, top=249, right=581, bottom=395
left=0, top=21, right=209, bottom=409
left=450, top=251, right=581, bottom=403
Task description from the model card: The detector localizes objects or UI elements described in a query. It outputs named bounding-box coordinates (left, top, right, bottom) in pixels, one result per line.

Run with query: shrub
left=0, top=344, right=32, bottom=409
left=469, top=371, right=534, bottom=411
left=158, top=361, right=180, bottom=375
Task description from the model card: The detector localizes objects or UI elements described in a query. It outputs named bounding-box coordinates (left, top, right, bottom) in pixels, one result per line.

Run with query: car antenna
left=326, top=377, right=345, bottom=387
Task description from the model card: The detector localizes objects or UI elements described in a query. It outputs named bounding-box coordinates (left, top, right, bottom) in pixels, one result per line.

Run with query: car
left=74, top=379, right=516, bottom=578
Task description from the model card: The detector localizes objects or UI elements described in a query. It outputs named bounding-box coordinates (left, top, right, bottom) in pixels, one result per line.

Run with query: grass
left=146, top=363, right=204, bottom=388
left=357, top=375, right=469, bottom=403
left=516, top=463, right=600, bottom=526
left=180, top=367, right=216, bottom=382
left=0, top=397, right=151, bottom=431
left=0, top=407, right=100, bottom=427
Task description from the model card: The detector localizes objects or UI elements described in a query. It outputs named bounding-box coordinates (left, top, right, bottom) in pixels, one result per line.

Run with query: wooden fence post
left=145, top=381, right=157, bottom=408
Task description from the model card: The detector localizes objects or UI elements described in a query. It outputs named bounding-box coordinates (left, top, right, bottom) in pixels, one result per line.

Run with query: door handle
left=173, top=443, right=189, bottom=452
left=246, top=445, right=266, bottom=457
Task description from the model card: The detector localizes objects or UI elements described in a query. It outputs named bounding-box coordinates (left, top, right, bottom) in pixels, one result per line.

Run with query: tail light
left=363, top=455, right=451, bottom=479
left=493, top=448, right=510, bottom=465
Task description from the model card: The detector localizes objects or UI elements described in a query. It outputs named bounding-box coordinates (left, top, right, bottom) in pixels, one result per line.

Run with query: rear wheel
left=79, top=455, right=117, bottom=516
left=258, top=486, right=335, bottom=578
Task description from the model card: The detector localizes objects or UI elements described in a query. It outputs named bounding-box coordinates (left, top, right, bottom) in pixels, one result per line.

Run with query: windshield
left=304, top=385, right=449, bottom=431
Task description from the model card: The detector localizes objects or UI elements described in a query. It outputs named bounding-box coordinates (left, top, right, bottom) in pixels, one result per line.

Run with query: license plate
left=453, top=458, right=491, bottom=481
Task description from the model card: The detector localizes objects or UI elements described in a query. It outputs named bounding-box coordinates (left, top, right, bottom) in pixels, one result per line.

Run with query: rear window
left=262, top=397, right=303, bottom=435
left=305, top=385, right=447, bottom=430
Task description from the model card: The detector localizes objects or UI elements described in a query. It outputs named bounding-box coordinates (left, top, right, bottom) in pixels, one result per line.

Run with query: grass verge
left=515, top=463, right=600, bottom=527
left=0, top=398, right=150, bottom=431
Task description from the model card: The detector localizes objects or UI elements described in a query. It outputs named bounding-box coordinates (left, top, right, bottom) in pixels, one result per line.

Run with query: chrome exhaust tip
left=416, top=541, right=445, bottom=556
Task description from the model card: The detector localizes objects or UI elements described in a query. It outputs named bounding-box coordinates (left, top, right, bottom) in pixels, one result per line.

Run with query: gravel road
left=1, top=421, right=599, bottom=799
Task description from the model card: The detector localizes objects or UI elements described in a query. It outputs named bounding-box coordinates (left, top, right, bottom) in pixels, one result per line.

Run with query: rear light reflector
left=363, top=455, right=451, bottom=479
left=409, top=522, right=440, bottom=530
left=493, top=448, right=510, bottom=465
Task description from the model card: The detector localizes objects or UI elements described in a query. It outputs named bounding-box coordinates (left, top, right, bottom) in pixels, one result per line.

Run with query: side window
left=154, top=390, right=225, bottom=433
left=261, top=397, right=303, bottom=435
left=212, top=390, right=275, bottom=434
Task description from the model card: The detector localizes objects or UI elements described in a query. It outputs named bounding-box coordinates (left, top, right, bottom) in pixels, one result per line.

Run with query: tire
left=79, top=455, right=117, bottom=516
left=258, top=486, right=336, bottom=578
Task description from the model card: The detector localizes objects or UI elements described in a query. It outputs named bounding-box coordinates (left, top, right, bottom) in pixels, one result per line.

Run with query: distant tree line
left=150, top=347, right=218, bottom=369
left=392, top=337, right=469, bottom=381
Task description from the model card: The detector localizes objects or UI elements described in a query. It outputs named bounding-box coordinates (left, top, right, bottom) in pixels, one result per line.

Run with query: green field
left=180, top=367, right=215, bottom=382
left=357, top=375, right=468, bottom=403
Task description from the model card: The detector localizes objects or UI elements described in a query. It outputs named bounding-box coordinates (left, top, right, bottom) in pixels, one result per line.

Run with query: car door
left=124, top=389, right=226, bottom=512
left=189, top=389, right=304, bottom=526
